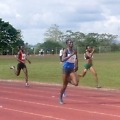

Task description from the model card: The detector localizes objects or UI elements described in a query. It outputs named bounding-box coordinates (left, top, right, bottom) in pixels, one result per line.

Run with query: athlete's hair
left=18, top=45, right=23, bottom=49
left=86, top=45, right=92, bottom=49
left=66, top=39, right=73, bottom=44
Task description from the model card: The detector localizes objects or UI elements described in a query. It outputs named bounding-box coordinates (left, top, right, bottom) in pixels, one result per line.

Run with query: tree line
left=35, top=24, right=119, bottom=54
left=0, top=18, right=24, bottom=55
left=0, top=19, right=120, bottom=55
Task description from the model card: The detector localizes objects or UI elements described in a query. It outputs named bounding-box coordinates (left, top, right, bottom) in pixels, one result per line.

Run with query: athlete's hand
left=28, top=60, right=31, bottom=64
left=74, top=67, right=78, bottom=72
left=73, top=49, right=77, bottom=54
left=18, top=59, right=25, bottom=64
left=92, top=48, right=95, bottom=51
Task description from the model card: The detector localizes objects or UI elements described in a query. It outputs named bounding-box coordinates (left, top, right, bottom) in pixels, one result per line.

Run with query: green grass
left=0, top=52, right=120, bottom=89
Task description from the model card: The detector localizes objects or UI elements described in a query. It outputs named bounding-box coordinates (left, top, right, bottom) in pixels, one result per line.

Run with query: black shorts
left=63, top=67, right=74, bottom=75
left=17, top=62, right=26, bottom=70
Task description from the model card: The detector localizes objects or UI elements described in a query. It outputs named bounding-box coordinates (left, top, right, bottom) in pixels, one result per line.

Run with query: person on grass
left=10, top=46, right=31, bottom=87
left=78, top=45, right=101, bottom=88
left=59, top=48, right=64, bottom=63
left=59, top=39, right=79, bottom=104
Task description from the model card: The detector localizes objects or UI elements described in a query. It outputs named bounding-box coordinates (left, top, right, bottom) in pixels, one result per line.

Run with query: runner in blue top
left=59, top=39, right=79, bottom=104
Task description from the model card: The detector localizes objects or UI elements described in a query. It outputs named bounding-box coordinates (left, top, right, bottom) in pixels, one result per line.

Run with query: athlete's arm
left=26, top=58, right=31, bottom=64
left=90, top=48, right=95, bottom=57
left=74, top=51, right=78, bottom=72
left=62, top=49, right=76, bottom=62
left=25, top=53, right=31, bottom=64
left=74, top=59, right=78, bottom=72
left=86, top=48, right=95, bottom=58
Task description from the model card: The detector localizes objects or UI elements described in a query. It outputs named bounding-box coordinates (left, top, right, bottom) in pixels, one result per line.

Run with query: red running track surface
left=0, top=80, right=120, bottom=120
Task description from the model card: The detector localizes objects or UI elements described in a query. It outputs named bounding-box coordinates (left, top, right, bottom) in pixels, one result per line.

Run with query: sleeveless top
left=63, top=49, right=76, bottom=69
left=84, top=51, right=93, bottom=60
left=19, top=50, right=26, bottom=62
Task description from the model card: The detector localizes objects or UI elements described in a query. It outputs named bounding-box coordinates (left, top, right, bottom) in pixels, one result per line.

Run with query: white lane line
left=1, top=85, right=120, bottom=103
left=0, top=89, right=120, bottom=106
left=1, top=89, right=120, bottom=112
left=1, top=79, right=120, bottom=97
left=2, top=107, right=65, bottom=120
left=1, top=81, right=119, bottom=96
left=1, top=85, right=120, bottom=100
left=101, top=104, right=120, bottom=108
left=0, top=106, right=3, bottom=108
left=1, top=97, right=120, bottom=119
left=1, top=84, right=120, bottom=104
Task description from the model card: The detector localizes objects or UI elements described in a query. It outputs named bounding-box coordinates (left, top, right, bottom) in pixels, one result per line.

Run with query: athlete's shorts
left=63, top=67, right=74, bottom=75
left=84, top=63, right=92, bottom=69
left=17, top=62, right=26, bottom=70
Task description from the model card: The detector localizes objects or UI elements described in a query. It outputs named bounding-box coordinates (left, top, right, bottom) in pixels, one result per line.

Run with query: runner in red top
left=10, top=46, right=31, bottom=87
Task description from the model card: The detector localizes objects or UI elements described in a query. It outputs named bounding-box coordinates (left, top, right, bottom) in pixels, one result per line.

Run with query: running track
left=0, top=80, right=120, bottom=120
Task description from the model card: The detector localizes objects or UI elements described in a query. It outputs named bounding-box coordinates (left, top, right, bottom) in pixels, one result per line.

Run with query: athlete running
left=59, top=39, right=79, bottom=104
left=10, top=46, right=31, bottom=87
left=78, top=45, right=101, bottom=88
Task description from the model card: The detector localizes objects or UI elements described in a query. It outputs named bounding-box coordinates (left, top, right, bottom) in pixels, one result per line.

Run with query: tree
left=0, top=18, right=24, bottom=54
left=44, top=24, right=63, bottom=42
left=38, top=40, right=62, bottom=54
left=98, top=33, right=117, bottom=46
left=43, top=24, right=118, bottom=53
left=84, top=33, right=98, bottom=47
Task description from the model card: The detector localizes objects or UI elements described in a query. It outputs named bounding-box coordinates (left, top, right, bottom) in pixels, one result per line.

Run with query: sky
left=0, top=0, right=120, bottom=45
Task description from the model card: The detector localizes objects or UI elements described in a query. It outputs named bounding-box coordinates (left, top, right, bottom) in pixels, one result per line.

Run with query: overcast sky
left=0, top=0, right=120, bottom=45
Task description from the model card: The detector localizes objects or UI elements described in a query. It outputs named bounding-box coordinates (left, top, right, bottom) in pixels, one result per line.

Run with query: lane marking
left=1, top=81, right=120, bottom=119
left=101, top=104, right=120, bottom=108
left=2, top=107, right=65, bottom=120
left=0, top=106, right=3, bottom=108
left=1, top=80, right=120, bottom=94
left=1, top=97, right=120, bottom=118
left=0, top=89, right=120, bottom=105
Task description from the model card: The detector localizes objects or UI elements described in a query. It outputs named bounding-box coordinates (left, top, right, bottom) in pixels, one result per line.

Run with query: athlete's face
left=87, top=47, right=92, bottom=52
left=67, top=40, right=73, bottom=48
left=20, top=46, right=25, bottom=52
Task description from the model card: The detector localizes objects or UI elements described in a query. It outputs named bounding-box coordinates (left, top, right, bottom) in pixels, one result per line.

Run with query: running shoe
left=10, top=66, right=15, bottom=69
left=25, top=82, right=29, bottom=87
left=63, top=92, right=67, bottom=97
left=59, top=97, right=64, bottom=105
left=96, top=85, right=102, bottom=88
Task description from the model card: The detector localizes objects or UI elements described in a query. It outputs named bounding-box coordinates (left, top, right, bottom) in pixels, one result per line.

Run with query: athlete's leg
left=10, top=65, right=21, bottom=76
left=59, top=74, right=68, bottom=104
left=89, top=66, right=101, bottom=88
left=78, top=69, right=87, bottom=77
left=60, top=56, right=62, bottom=62
left=16, top=65, right=21, bottom=76
left=69, top=72, right=79, bottom=86
left=22, top=67, right=29, bottom=86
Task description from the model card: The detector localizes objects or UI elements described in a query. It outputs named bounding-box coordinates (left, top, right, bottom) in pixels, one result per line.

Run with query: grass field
left=0, top=52, right=120, bottom=89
